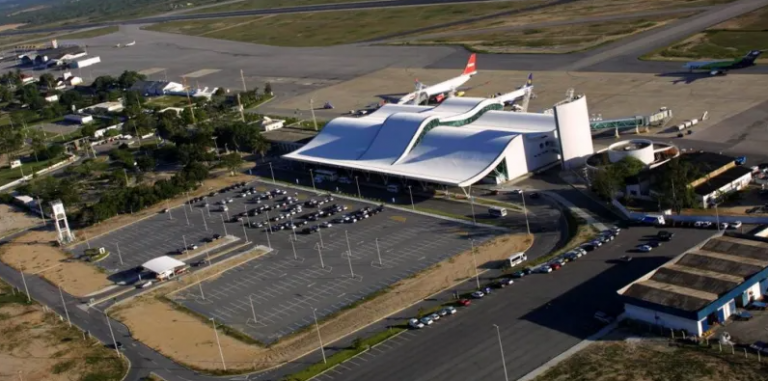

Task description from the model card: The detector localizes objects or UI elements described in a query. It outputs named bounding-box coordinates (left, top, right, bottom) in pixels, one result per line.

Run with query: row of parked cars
left=408, top=305, right=458, bottom=329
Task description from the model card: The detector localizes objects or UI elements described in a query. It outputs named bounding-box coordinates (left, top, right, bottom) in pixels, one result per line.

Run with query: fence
left=0, top=155, right=78, bottom=192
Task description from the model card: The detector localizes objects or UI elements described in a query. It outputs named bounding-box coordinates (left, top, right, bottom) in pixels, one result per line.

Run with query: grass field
left=146, top=95, right=189, bottom=108
left=58, top=25, right=119, bottom=39
left=0, top=32, right=55, bottom=47
left=646, top=5, right=768, bottom=60
left=406, top=14, right=690, bottom=54
left=191, top=0, right=369, bottom=14
left=0, top=156, right=65, bottom=187
left=144, top=0, right=547, bottom=46
left=536, top=339, right=768, bottom=381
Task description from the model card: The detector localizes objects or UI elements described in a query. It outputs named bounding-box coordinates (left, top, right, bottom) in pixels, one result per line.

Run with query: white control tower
left=51, top=200, right=74, bottom=244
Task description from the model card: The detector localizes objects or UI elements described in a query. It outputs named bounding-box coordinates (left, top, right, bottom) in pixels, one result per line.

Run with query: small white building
left=44, top=94, right=58, bottom=103
left=9, top=159, right=21, bottom=169
left=131, top=80, right=185, bottom=97
left=83, top=101, right=124, bottom=114
left=64, top=114, right=93, bottom=124
left=142, top=256, right=188, bottom=281
left=158, top=107, right=184, bottom=115
left=93, top=125, right=121, bottom=138
left=260, top=116, right=285, bottom=132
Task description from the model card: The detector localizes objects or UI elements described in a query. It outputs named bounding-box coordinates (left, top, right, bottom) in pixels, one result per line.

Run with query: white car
left=321, top=222, right=332, bottom=228
left=719, top=222, right=729, bottom=230
left=409, top=318, right=425, bottom=329
left=637, top=245, right=652, bottom=253
left=429, top=313, right=440, bottom=322
left=419, top=316, right=434, bottom=326
left=471, top=291, right=485, bottom=299
left=730, top=221, right=743, bottom=229
left=441, top=306, right=457, bottom=315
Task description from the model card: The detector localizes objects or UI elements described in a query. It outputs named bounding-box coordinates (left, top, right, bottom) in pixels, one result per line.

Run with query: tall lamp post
left=355, top=176, right=361, bottom=199
left=309, top=169, right=316, bottom=191
left=407, top=185, right=415, bottom=210
left=493, top=324, right=510, bottom=381
left=521, top=190, right=531, bottom=235
left=312, top=308, right=327, bottom=364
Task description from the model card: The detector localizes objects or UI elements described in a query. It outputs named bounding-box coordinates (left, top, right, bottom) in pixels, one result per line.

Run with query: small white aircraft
left=397, top=53, right=477, bottom=105
left=125, top=41, right=136, bottom=47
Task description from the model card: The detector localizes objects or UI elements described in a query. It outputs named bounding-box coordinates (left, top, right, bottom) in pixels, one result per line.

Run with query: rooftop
left=620, top=235, right=768, bottom=314
left=263, top=126, right=317, bottom=144
left=693, top=166, right=753, bottom=196
left=142, top=256, right=186, bottom=275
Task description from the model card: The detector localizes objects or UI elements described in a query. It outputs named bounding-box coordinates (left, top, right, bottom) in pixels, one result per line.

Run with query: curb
left=516, top=313, right=625, bottom=381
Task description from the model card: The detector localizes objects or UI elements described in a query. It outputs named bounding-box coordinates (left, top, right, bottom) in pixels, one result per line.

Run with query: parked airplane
left=397, top=53, right=477, bottom=105
left=683, top=50, right=763, bottom=75
left=125, top=41, right=136, bottom=47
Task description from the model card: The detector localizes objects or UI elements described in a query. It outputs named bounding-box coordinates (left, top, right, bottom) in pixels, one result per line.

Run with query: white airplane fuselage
left=398, top=73, right=474, bottom=104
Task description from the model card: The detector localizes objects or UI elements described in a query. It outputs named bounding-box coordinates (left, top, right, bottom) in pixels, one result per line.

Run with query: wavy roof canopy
left=283, top=97, right=556, bottom=187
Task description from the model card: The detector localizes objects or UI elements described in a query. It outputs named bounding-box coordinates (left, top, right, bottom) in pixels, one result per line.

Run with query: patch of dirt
left=0, top=300, right=125, bottom=381
left=0, top=23, right=26, bottom=32
left=113, top=233, right=532, bottom=372
left=0, top=230, right=111, bottom=297
left=0, top=204, right=41, bottom=237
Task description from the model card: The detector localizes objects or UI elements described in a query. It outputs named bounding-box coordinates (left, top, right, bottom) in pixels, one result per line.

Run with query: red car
left=550, top=262, right=562, bottom=271
left=458, top=299, right=471, bottom=307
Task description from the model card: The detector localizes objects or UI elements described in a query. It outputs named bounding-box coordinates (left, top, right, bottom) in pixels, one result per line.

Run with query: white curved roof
left=142, top=256, right=186, bottom=274
left=283, top=97, right=556, bottom=187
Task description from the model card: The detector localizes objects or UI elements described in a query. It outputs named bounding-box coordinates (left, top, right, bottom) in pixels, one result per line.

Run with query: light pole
left=309, top=169, right=316, bottom=191
left=408, top=185, right=414, bottom=210
left=197, top=274, right=205, bottom=300
left=212, top=137, right=221, bottom=159
left=316, top=242, right=325, bottom=269
left=210, top=318, right=227, bottom=370
left=182, top=235, right=188, bottom=255
left=221, top=215, right=228, bottom=236
left=116, top=242, right=123, bottom=265
left=291, top=238, right=298, bottom=261
left=469, top=194, right=477, bottom=225
left=206, top=203, right=211, bottom=217
left=345, top=230, right=355, bottom=278
left=105, top=311, right=119, bottom=357
left=355, top=176, right=361, bottom=198
left=166, top=200, right=173, bottom=220
left=249, top=295, right=258, bottom=325
left=268, top=162, right=276, bottom=184
left=200, top=210, right=208, bottom=231
left=312, top=308, right=327, bottom=364
left=521, top=191, right=531, bottom=235
left=715, top=203, right=721, bottom=232
left=58, top=285, right=71, bottom=327
left=19, top=266, right=30, bottom=303
left=375, top=237, right=383, bottom=267
left=493, top=324, right=510, bottom=381
left=242, top=221, right=250, bottom=243
left=318, top=228, right=325, bottom=248
left=470, top=239, right=480, bottom=290
left=182, top=201, right=190, bottom=226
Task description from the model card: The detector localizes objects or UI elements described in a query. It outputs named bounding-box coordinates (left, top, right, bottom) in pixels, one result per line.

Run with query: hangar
left=619, top=234, right=768, bottom=337
left=283, top=94, right=594, bottom=190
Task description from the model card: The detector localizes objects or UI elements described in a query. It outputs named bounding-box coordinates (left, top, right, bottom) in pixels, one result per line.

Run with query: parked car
left=458, top=299, right=471, bottom=307
left=536, top=265, right=552, bottom=274
left=620, top=255, right=633, bottom=263
left=647, top=240, right=662, bottom=248
left=409, top=318, right=425, bottom=329
left=419, top=316, right=434, bottom=326
left=550, top=262, right=562, bottom=271
left=429, top=313, right=441, bottom=322
left=471, top=291, right=485, bottom=299
left=637, top=245, right=653, bottom=253
left=497, top=278, right=514, bottom=286
left=730, top=221, right=743, bottom=229
left=511, top=270, right=526, bottom=278
left=657, top=231, right=674, bottom=241
left=441, top=306, right=457, bottom=315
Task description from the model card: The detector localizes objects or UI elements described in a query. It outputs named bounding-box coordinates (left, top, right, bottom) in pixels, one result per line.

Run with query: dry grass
left=191, top=0, right=368, bottom=14
left=0, top=295, right=126, bottom=381
left=112, top=233, right=532, bottom=372
left=144, top=1, right=547, bottom=46
left=0, top=23, right=27, bottom=32
left=537, top=339, right=768, bottom=381
left=0, top=230, right=112, bottom=297
left=412, top=14, right=688, bottom=54
left=0, top=204, right=41, bottom=237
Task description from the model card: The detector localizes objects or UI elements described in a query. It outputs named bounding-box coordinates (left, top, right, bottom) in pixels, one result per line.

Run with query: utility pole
left=521, top=191, right=531, bottom=235
left=200, top=210, right=208, bottom=231
left=470, top=239, right=480, bottom=290
left=375, top=238, right=383, bottom=267
left=116, top=242, right=123, bottom=265
left=19, top=266, right=30, bottom=303
left=310, top=98, right=318, bottom=131
left=105, top=311, right=119, bottom=357
left=221, top=215, right=228, bottom=236
left=345, top=231, right=355, bottom=278
left=268, top=162, right=276, bottom=184
left=316, top=243, right=325, bottom=269
left=58, top=285, right=71, bottom=327
left=240, top=69, right=247, bottom=92
left=291, top=238, right=298, bottom=261
left=493, top=324, right=510, bottom=381
left=166, top=200, right=173, bottom=220
left=249, top=295, right=258, bottom=325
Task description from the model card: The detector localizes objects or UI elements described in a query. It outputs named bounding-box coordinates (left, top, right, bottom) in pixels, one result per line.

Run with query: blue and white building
left=619, top=234, right=768, bottom=337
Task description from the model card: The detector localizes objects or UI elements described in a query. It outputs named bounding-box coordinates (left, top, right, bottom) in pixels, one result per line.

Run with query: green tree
left=181, top=108, right=196, bottom=126
left=654, top=158, right=700, bottom=213
left=592, top=168, right=620, bottom=200
left=264, top=82, right=272, bottom=95
left=117, top=70, right=146, bottom=89
left=39, top=73, right=55, bottom=89
left=136, top=155, right=156, bottom=172
left=109, top=148, right=135, bottom=168
left=0, top=85, right=13, bottom=103
left=80, top=124, right=97, bottom=138
left=221, top=153, right=243, bottom=174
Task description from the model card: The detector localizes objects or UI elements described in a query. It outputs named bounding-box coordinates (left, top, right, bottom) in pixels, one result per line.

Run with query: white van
left=507, top=252, right=527, bottom=268
left=386, top=184, right=400, bottom=193
left=488, top=206, right=507, bottom=217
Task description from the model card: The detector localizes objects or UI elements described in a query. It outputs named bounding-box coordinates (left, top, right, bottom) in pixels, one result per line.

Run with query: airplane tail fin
left=524, top=73, right=533, bottom=88
left=744, top=50, right=763, bottom=63
left=462, top=53, right=477, bottom=76
left=414, top=79, right=424, bottom=92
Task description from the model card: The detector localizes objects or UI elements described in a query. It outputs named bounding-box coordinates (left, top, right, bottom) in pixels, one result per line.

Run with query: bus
left=506, top=252, right=527, bottom=268
left=313, top=169, right=338, bottom=183
left=488, top=206, right=507, bottom=217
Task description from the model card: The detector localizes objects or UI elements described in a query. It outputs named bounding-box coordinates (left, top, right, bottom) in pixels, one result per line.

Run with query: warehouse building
left=618, top=234, right=768, bottom=337
left=283, top=94, right=594, bottom=190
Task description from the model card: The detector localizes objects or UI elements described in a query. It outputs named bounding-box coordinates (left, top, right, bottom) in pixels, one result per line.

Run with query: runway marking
left=138, top=67, right=165, bottom=76
left=183, top=68, right=220, bottom=78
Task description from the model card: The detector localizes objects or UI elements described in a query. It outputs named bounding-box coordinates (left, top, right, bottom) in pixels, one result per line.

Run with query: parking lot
left=71, top=179, right=502, bottom=343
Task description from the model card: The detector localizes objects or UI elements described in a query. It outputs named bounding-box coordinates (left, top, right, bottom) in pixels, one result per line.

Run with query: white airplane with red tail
left=397, top=53, right=477, bottom=105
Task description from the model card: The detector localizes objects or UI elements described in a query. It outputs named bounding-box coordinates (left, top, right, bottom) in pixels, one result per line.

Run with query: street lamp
left=407, top=185, right=414, bottom=210
left=210, top=318, right=227, bottom=370
left=493, top=324, right=510, bottom=381
left=312, top=308, right=327, bottom=364
left=521, top=190, right=531, bottom=235
left=309, top=169, right=316, bottom=191
left=211, top=137, right=221, bottom=159
left=470, top=239, right=480, bottom=289
left=268, top=162, right=276, bottom=184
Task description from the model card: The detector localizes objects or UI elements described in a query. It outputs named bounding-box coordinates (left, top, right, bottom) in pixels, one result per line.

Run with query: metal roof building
left=283, top=95, right=594, bottom=189
left=618, top=234, right=768, bottom=337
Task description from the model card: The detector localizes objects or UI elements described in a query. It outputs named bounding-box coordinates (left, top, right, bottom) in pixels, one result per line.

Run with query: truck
left=639, top=215, right=665, bottom=226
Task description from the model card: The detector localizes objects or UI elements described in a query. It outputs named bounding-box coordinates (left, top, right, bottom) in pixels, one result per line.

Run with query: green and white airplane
left=682, top=50, right=763, bottom=75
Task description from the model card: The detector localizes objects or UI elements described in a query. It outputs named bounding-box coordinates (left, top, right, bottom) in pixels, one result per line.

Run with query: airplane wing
left=684, top=59, right=732, bottom=69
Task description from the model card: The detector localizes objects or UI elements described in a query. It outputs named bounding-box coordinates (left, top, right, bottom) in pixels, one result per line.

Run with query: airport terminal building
left=618, top=234, right=768, bottom=337
left=283, top=95, right=594, bottom=190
